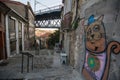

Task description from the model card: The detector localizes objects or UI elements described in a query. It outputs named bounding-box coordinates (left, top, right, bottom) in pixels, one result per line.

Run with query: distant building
left=60, top=0, right=73, bottom=66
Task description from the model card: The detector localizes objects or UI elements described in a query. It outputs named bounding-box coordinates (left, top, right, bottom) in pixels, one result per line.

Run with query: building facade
left=0, top=2, right=9, bottom=60
left=26, top=2, right=35, bottom=50
left=0, top=0, right=35, bottom=59
left=61, top=0, right=120, bottom=80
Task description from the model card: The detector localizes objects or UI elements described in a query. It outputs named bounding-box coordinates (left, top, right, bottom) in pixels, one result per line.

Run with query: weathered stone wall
left=69, top=31, right=76, bottom=67
left=62, top=0, right=120, bottom=79
left=28, top=10, right=35, bottom=50
left=67, top=0, right=120, bottom=79
left=69, top=0, right=85, bottom=72
left=78, top=0, right=120, bottom=79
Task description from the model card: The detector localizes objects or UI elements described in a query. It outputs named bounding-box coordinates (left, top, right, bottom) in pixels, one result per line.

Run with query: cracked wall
left=67, top=0, right=120, bottom=80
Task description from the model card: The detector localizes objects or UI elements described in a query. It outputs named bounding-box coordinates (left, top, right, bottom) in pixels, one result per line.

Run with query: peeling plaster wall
left=69, top=0, right=86, bottom=72
left=79, top=0, right=120, bottom=79
left=69, top=31, right=75, bottom=67
left=63, top=0, right=120, bottom=79
left=67, top=0, right=120, bottom=79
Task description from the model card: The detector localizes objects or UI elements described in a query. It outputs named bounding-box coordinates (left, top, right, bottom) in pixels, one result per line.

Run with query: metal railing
left=35, top=5, right=62, bottom=15
left=20, top=51, right=34, bottom=73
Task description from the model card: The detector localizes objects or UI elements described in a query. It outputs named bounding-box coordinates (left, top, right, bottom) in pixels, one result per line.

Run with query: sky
left=13, top=0, right=62, bottom=12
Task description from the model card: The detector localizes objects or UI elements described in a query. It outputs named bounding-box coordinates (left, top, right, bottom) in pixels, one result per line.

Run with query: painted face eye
left=93, top=25, right=100, bottom=32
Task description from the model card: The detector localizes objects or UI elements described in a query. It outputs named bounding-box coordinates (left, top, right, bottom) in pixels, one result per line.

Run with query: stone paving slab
left=0, top=49, right=85, bottom=80
left=0, top=70, right=24, bottom=79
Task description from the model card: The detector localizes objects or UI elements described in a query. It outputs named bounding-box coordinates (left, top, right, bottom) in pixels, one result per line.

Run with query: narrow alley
left=0, top=49, right=84, bottom=80
left=0, top=0, right=120, bottom=80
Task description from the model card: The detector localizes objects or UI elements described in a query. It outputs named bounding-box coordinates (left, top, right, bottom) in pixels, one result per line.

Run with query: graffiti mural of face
left=83, top=15, right=120, bottom=80
left=83, top=15, right=107, bottom=80
left=86, top=15, right=106, bottom=53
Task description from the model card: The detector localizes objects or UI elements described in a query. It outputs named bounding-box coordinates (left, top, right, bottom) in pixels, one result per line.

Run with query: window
left=19, top=22, right=22, bottom=32
left=18, top=21, right=22, bottom=38
left=9, top=17, right=16, bottom=39
left=9, top=17, right=15, bottom=32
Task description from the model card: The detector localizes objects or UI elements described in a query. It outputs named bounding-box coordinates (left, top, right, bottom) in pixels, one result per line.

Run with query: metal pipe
left=31, top=56, right=33, bottom=70
left=21, top=53, right=24, bottom=73
left=27, top=55, right=29, bottom=72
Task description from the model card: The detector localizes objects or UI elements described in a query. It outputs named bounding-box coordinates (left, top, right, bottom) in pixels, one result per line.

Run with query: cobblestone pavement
left=0, top=49, right=84, bottom=80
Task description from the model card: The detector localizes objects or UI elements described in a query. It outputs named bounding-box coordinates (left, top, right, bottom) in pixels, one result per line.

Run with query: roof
left=0, top=0, right=25, bottom=6
left=0, top=1, right=27, bottom=22
left=0, top=1, right=10, bottom=13
left=0, top=0, right=35, bottom=23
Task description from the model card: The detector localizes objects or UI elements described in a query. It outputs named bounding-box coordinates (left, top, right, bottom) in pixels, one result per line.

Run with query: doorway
left=0, top=31, right=4, bottom=60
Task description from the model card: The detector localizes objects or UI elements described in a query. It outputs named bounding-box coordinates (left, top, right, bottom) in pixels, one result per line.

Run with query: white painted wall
left=15, top=19, right=19, bottom=54
left=22, top=23, right=24, bottom=51
left=5, top=15, right=10, bottom=57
